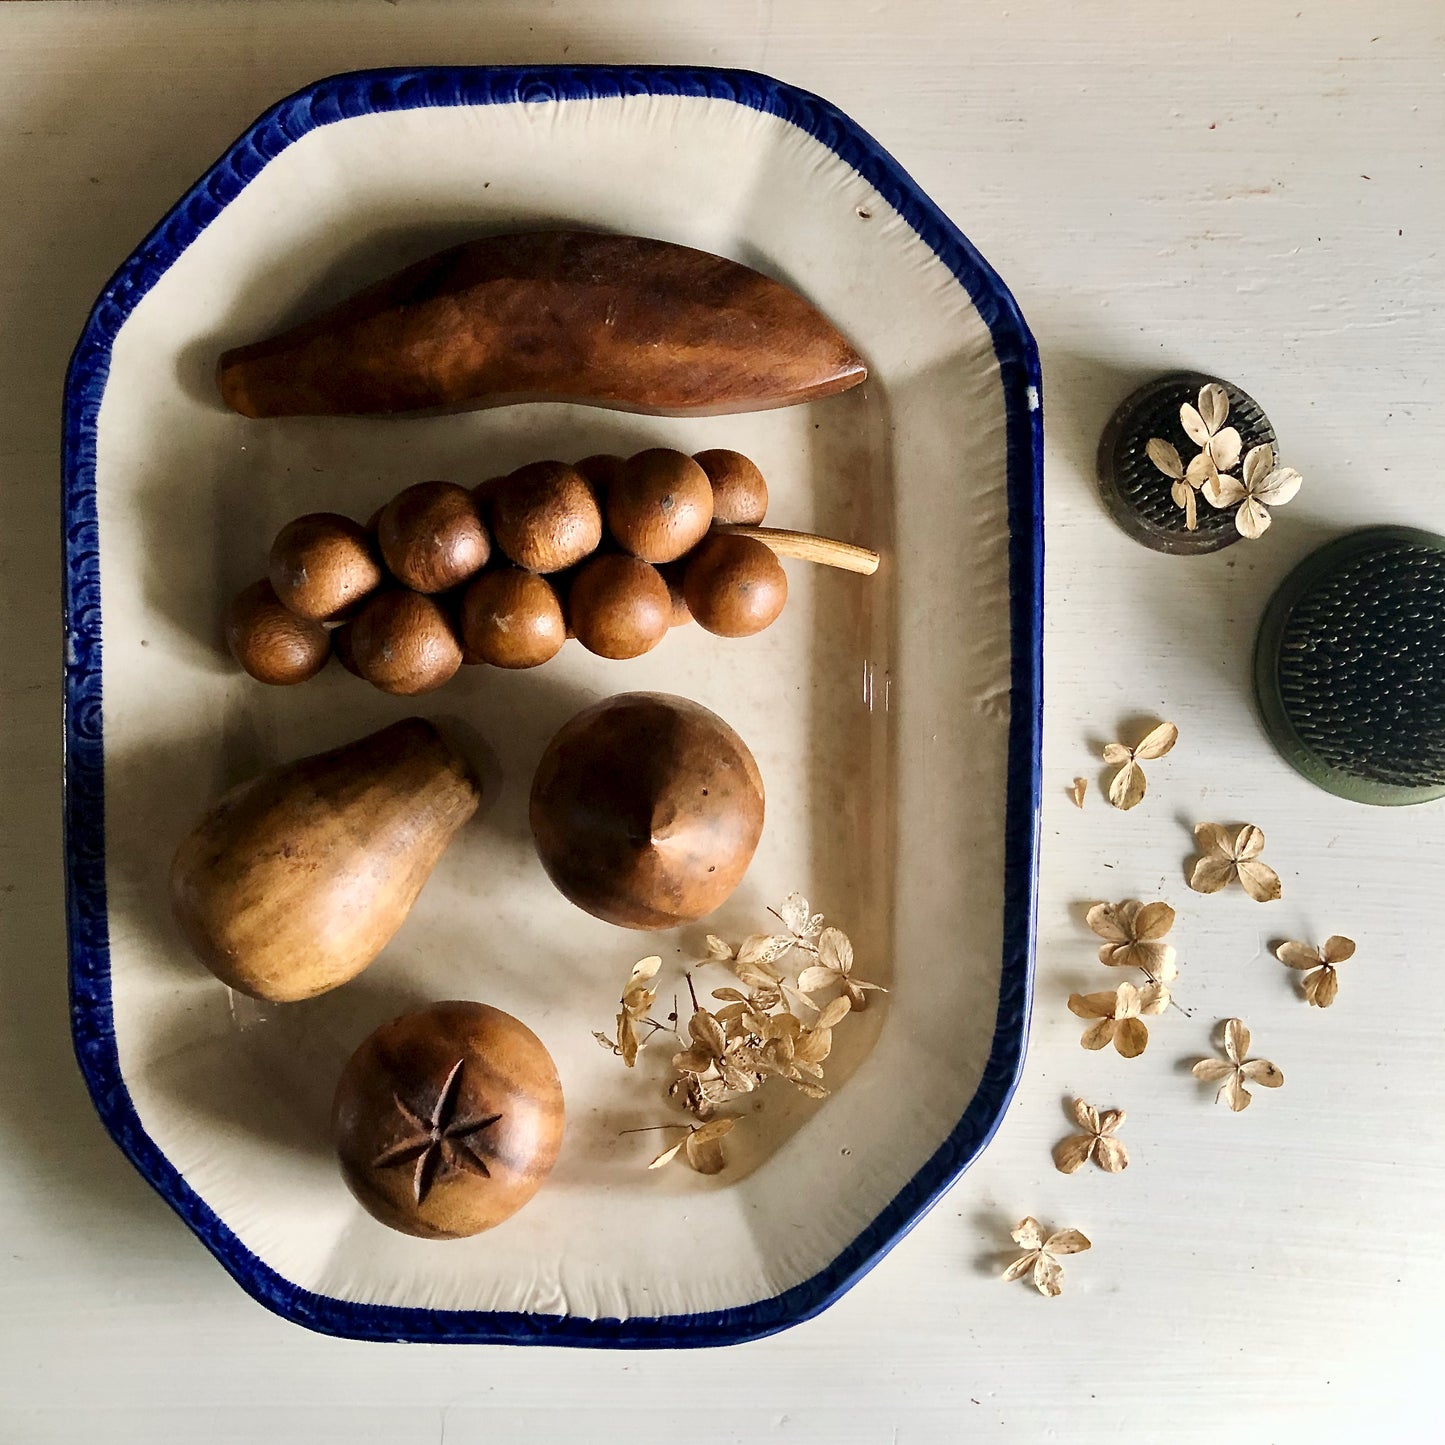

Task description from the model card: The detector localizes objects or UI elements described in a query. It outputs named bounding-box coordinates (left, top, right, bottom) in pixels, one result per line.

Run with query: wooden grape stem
left=717, top=525, right=880, bottom=576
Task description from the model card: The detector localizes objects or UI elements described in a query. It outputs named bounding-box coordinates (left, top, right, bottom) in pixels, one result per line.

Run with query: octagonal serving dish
left=63, top=65, right=1042, bottom=1346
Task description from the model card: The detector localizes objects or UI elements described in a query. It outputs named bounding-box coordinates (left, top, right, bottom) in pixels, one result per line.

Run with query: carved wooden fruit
left=333, top=1001, right=565, bottom=1239
left=224, top=578, right=331, bottom=684
left=606, top=449, right=714, bottom=563
left=217, top=231, right=867, bottom=418
left=694, top=449, right=769, bottom=525
left=349, top=589, right=462, bottom=695
left=530, top=693, right=765, bottom=930
left=491, top=461, right=602, bottom=574
left=377, top=481, right=490, bottom=594
left=268, top=513, right=383, bottom=621
left=170, top=719, right=481, bottom=1002
left=683, top=532, right=789, bottom=637
left=459, top=568, right=566, bottom=669
left=567, top=554, right=671, bottom=660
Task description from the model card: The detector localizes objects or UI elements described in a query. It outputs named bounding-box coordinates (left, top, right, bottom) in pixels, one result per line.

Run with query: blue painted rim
left=62, top=65, right=1043, bottom=1348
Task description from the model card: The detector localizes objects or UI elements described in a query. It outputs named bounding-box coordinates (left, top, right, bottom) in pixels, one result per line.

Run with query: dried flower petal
left=1147, top=437, right=1185, bottom=479
left=1011, top=1217, right=1046, bottom=1251
left=647, top=1139, right=685, bottom=1169
left=1053, top=1134, right=1095, bottom=1174
left=1180, top=402, right=1211, bottom=447
left=1133, top=723, right=1178, bottom=761
left=1095, top=1135, right=1128, bottom=1172
left=1033, top=1254, right=1064, bottom=1297
left=626, top=956, right=662, bottom=988
left=1207, top=426, right=1242, bottom=473
left=1071, top=777, right=1087, bottom=807
left=1197, top=382, right=1230, bottom=432
left=1108, top=759, right=1147, bottom=810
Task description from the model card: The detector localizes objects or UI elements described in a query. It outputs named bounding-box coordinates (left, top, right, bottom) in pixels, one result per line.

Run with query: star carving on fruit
left=371, top=1059, right=501, bottom=1204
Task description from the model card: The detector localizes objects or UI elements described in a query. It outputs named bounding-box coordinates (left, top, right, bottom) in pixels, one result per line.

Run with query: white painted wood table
left=1, top=2, right=1441, bottom=1440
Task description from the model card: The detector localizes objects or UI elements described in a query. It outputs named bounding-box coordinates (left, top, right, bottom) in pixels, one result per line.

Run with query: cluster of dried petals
left=1067, top=980, right=1170, bottom=1057
left=798, top=927, right=886, bottom=1011
left=1146, top=384, right=1301, bottom=537
left=1203, top=442, right=1302, bottom=539
left=603, top=894, right=880, bottom=1174
left=1189, top=823, right=1282, bottom=901
left=1053, top=1100, right=1128, bottom=1174
left=1192, top=1018, right=1283, bottom=1111
left=648, top=1118, right=736, bottom=1175
left=1276, top=935, right=1354, bottom=1007
left=1002, top=1217, right=1091, bottom=1297
left=1147, top=383, right=1241, bottom=532
left=1086, top=900, right=1178, bottom=983
left=592, top=955, right=663, bottom=1067
left=1103, top=721, right=1177, bottom=810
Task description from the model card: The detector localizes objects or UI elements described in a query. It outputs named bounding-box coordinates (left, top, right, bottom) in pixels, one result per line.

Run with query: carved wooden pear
left=170, top=719, right=481, bottom=1002
left=530, top=693, right=764, bottom=930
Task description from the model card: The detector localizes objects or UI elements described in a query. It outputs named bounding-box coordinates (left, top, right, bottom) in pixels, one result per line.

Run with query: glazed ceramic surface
left=63, top=66, right=1042, bottom=1345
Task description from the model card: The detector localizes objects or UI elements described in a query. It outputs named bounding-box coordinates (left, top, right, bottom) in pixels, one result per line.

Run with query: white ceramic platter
left=63, top=66, right=1042, bottom=1346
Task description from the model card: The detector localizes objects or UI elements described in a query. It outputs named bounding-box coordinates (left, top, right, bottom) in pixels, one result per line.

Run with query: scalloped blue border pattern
left=62, top=66, right=1043, bottom=1347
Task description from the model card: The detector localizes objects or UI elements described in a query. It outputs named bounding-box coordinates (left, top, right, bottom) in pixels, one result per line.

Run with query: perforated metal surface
left=1254, top=528, right=1445, bottom=804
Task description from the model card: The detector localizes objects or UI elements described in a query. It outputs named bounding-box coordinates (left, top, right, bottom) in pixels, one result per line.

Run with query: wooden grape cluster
left=225, top=447, right=870, bottom=697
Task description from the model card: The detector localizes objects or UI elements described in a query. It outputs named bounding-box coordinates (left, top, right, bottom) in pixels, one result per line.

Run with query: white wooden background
left=1, top=2, right=1442, bottom=1441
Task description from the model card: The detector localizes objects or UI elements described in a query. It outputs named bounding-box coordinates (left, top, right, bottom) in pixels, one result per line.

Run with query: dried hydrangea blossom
left=797, top=927, right=886, bottom=1011
left=1188, top=823, right=1282, bottom=901
left=1086, top=900, right=1178, bottom=983
left=1053, top=1099, right=1128, bottom=1174
left=1192, top=1018, right=1284, bottom=1111
left=1002, top=1217, right=1092, bottom=1297
left=1103, top=721, right=1177, bottom=810
left=1202, top=442, right=1302, bottom=539
left=603, top=893, right=878, bottom=1171
left=1067, top=980, right=1170, bottom=1057
left=1275, top=935, right=1355, bottom=1008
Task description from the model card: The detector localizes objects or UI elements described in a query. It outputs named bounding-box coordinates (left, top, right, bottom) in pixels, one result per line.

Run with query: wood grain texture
left=170, top=719, right=480, bottom=1000
left=530, top=692, right=765, bottom=928
left=217, top=230, right=868, bottom=418
left=333, top=1001, right=565, bottom=1239
left=1, top=3, right=1443, bottom=1443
